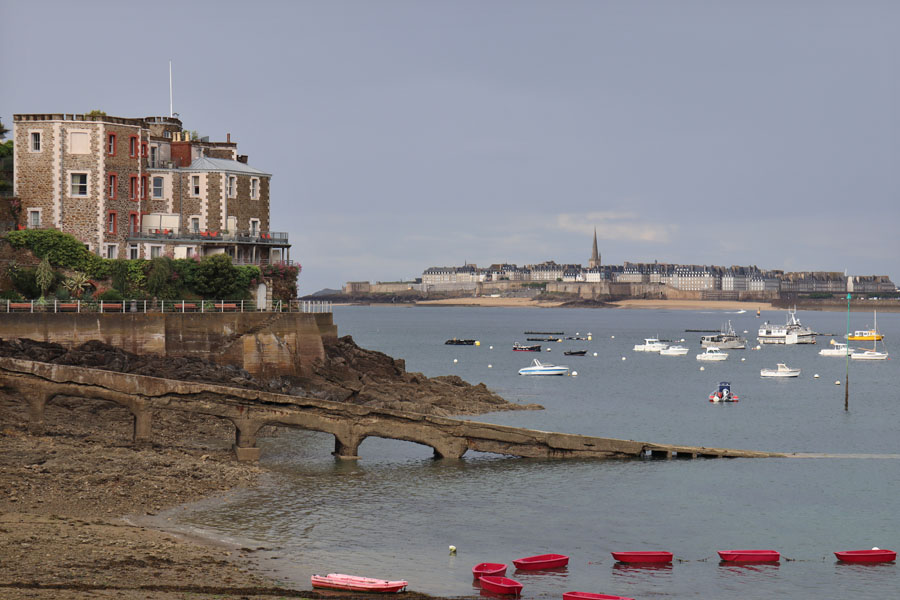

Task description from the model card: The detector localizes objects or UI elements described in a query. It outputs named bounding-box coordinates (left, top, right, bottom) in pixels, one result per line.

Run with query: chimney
left=227, top=133, right=231, bottom=143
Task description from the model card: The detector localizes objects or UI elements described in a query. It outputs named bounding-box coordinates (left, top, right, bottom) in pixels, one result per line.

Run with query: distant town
left=344, top=231, right=896, bottom=301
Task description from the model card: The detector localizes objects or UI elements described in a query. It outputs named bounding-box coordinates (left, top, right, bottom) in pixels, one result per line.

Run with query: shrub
left=98, top=289, right=124, bottom=302
left=0, top=289, right=23, bottom=301
left=191, top=254, right=254, bottom=299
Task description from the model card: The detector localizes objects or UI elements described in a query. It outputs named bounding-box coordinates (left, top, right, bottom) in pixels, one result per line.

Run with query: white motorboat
left=819, top=339, right=852, bottom=357
left=701, top=321, right=747, bottom=349
left=660, top=345, right=689, bottom=356
left=518, top=358, right=570, bottom=376
left=696, top=347, right=728, bottom=361
left=633, top=338, right=669, bottom=352
left=758, top=308, right=817, bottom=344
left=760, top=363, right=801, bottom=378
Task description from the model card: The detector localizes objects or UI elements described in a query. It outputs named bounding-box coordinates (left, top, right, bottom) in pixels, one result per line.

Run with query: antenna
left=169, top=61, right=173, bottom=118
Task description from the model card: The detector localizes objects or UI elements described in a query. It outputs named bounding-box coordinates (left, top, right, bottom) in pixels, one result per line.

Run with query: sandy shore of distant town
left=416, top=297, right=566, bottom=308
left=415, top=297, right=775, bottom=311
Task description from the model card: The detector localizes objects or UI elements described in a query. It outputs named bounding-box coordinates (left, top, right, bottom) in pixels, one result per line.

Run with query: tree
left=191, top=254, right=248, bottom=299
left=0, top=119, right=8, bottom=140
left=35, top=257, right=54, bottom=301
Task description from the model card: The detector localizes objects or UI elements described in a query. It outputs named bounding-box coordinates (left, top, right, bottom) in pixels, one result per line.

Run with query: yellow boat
left=847, top=311, right=884, bottom=341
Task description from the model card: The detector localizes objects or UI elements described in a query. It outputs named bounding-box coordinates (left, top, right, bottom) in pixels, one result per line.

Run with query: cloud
left=555, top=212, right=676, bottom=243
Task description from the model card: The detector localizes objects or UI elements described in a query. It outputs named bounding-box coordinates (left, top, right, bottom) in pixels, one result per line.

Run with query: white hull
left=697, top=348, right=728, bottom=361
left=760, top=363, right=801, bottom=378
left=660, top=345, right=689, bottom=356
left=819, top=348, right=851, bottom=357
left=633, top=338, right=668, bottom=352
left=518, top=359, right=569, bottom=375
left=701, top=339, right=746, bottom=349
left=850, top=350, right=888, bottom=361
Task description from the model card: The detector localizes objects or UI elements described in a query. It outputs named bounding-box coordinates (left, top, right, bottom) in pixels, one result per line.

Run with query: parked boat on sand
left=310, top=573, right=408, bottom=593
left=512, top=553, right=569, bottom=570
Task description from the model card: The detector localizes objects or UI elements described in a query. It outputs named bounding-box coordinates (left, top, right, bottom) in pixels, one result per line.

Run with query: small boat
left=851, top=349, right=889, bottom=360
left=478, top=575, right=523, bottom=595
left=518, top=359, right=569, bottom=376
left=445, top=338, right=477, bottom=345
left=563, top=593, right=635, bottom=600
left=472, top=563, right=507, bottom=578
left=513, top=342, right=541, bottom=352
left=820, top=339, right=852, bottom=356
left=564, top=350, right=587, bottom=356
left=512, top=553, right=569, bottom=570
left=633, top=338, right=669, bottom=352
left=834, top=549, right=897, bottom=563
left=709, top=381, right=739, bottom=403
left=660, top=345, right=689, bottom=356
left=696, top=347, right=728, bottom=361
left=527, top=337, right=562, bottom=342
left=311, top=573, right=408, bottom=593
left=701, top=320, right=747, bottom=349
left=758, top=307, right=817, bottom=344
left=566, top=336, right=589, bottom=340
left=847, top=311, right=884, bottom=341
left=611, top=551, right=673, bottom=564
left=718, top=549, right=780, bottom=562
left=760, top=363, right=801, bottom=378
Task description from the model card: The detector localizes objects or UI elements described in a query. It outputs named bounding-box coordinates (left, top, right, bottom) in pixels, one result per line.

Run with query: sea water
left=175, top=306, right=900, bottom=598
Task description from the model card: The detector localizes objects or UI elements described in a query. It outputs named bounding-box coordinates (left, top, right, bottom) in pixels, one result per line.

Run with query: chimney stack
left=227, top=133, right=231, bottom=143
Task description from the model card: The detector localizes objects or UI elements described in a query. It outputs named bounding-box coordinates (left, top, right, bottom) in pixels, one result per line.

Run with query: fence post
left=54, top=299, right=58, bottom=313
left=144, top=300, right=147, bottom=313
left=30, top=300, right=34, bottom=313
left=100, top=300, right=104, bottom=313
left=182, top=300, right=185, bottom=313
left=77, top=300, right=81, bottom=313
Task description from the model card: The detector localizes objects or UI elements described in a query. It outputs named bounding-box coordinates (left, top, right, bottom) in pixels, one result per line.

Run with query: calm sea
left=172, top=306, right=900, bottom=599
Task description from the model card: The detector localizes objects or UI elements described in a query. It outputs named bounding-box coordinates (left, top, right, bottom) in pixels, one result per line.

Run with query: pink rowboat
left=310, top=573, right=408, bottom=593
left=718, top=549, right=781, bottom=562
left=473, top=563, right=508, bottom=578
left=834, top=549, right=897, bottom=563
left=564, top=593, right=635, bottom=600
left=512, top=553, right=569, bottom=570
left=478, top=575, right=523, bottom=595
left=611, top=551, right=673, bottom=564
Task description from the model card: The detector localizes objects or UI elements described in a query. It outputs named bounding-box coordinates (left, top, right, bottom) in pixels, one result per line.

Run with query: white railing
left=3, top=299, right=332, bottom=314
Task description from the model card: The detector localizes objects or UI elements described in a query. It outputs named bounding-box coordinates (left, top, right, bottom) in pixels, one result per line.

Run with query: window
left=152, top=176, right=163, bottom=198
left=129, top=136, right=138, bottom=158
left=107, top=211, right=117, bottom=235
left=70, top=172, right=88, bottom=197
left=108, top=173, right=117, bottom=199
left=30, top=132, right=41, bottom=152
left=227, top=176, right=236, bottom=198
left=28, top=209, right=41, bottom=229
left=107, top=133, right=117, bottom=156
left=150, top=245, right=162, bottom=258
left=130, top=176, right=138, bottom=200
left=141, top=142, right=148, bottom=157
left=104, top=244, right=118, bottom=259
left=249, top=219, right=260, bottom=236
left=190, top=217, right=200, bottom=232
left=250, top=178, right=259, bottom=200
left=129, top=212, right=139, bottom=234
left=129, top=245, right=139, bottom=260
left=149, top=145, right=158, bottom=166
left=69, top=131, right=90, bottom=154
left=140, top=176, right=148, bottom=199
left=191, top=175, right=201, bottom=197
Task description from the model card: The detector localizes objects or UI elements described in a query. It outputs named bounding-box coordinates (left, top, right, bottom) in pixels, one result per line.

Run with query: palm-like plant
left=63, top=271, right=90, bottom=298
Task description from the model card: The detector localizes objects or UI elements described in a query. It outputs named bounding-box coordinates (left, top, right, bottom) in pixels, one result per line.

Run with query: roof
left=181, top=156, right=271, bottom=177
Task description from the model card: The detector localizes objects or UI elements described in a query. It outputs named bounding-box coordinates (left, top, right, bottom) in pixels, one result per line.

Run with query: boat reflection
left=718, top=561, right=781, bottom=572
left=513, top=565, right=568, bottom=578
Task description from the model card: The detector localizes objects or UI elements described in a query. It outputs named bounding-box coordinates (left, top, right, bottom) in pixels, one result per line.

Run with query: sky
left=2, top=0, right=898, bottom=293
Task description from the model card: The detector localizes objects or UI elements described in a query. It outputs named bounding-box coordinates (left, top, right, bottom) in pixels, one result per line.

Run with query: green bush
left=55, top=287, right=71, bottom=301
left=0, top=289, right=23, bottom=301
left=97, top=289, right=124, bottom=302
left=191, top=254, right=256, bottom=299
left=7, top=264, right=41, bottom=298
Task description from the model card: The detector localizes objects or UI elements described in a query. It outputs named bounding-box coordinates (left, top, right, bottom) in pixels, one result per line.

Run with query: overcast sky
left=2, top=0, right=898, bottom=293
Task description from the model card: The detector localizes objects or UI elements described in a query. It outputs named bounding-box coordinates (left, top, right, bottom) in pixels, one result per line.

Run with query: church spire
left=589, top=227, right=600, bottom=268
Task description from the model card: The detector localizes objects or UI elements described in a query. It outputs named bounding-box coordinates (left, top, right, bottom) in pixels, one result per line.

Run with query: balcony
left=127, top=229, right=289, bottom=247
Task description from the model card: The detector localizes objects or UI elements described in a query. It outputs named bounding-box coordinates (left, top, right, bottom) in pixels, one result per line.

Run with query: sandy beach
left=415, top=297, right=775, bottom=311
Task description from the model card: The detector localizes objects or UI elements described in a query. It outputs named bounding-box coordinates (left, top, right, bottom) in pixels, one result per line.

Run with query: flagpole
left=845, top=292, right=850, bottom=411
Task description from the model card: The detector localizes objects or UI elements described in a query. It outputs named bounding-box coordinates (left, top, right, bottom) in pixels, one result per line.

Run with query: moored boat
left=760, top=363, right=800, bottom=378
left=718, top=549, right=780, bottom=562
left=758, top=308, right=817, bottom=344
left=660, top=345, right=689, bottom=356
left=445, top=338, right=477, bottom=345
left=850, top=312, right=889, bottom=360
left=847, top=311, right=884, bottom=341
left=513, top=342, right=541, bottom=352
left=518, top=359, right=569, bottom=376
left=819, top=339, right=852, bottom=356
left=696, top=347, right=728, bottom=361
left=512, top=553, right=569, bottom=570
left=611, top=551, right=673, bottom=564
left=633, top=338, right=669, bottom=352
left=701, top=320, right=747, bottom=349
left=310, top=573, right=408, bottom=593
left=478, top=575, right=523, bottom=595
left=709, top=381, right=739, bottom=402
left=564, top=350, right=587, bottom=356
left=834, top=549, right=896, bottom=563
left=563, top=593, right=635, bottom=600
left=472, top=562, right=507, bottom=578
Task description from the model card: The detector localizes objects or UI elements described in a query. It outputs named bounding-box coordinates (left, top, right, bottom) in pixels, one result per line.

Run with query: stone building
left=12, top=113, right=290, bottom=264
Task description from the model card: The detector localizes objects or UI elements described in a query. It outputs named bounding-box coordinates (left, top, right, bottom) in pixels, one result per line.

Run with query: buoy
left=835, top=380, right=841, bottom=385
left=700, top=366, right=705, bottom=371
left=741, top=357, right=746, bottom=362
left=587, top=335, right=592, bottom=341
left=593, top=352, right=598, bottom=357
left=475, top=341, right=480, bottom=346
left=873, top=547, right=880, bottom=550
left=611, top=335, right=615, bottom=339
left=546, top=348, right=552, bottom=352
left=680, top=338, right=685, bottom=342
left=453, top=359, right=458, bottom=363
left=489, top=345, right=493, bottom=350
left=488, top=364, right=492, bottom=368
left=814, top=374, right=819, bottom=378
left=743, top=330, right=749, bottom=334
left=449, top=545, right=457, bottom=554
left=621, top=356, right=626, bottom=361
left=572, top=371, right=578, bottom=376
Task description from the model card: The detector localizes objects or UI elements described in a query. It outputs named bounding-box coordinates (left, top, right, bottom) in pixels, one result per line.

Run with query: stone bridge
left=0, top=357, right=784, bottom=461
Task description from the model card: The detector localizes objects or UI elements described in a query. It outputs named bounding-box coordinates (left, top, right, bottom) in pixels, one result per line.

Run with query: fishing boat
left=660, top=345, right=689, bottom=356
left=518, top=359, right=569, bottom=376
left=478, top=576, right=523, bottom=595
left=633, top=338, right=669, bottom=352
left=564, top=350, right=587, bottom=356
left=445, top=338, right=477, bottom=345
left=472, top=563, right=507, bottom=578
left=563, top=593, right=635, bottom=600
left=847, top=312, right=884, bottom=341
left=696, top=347, right=728, bottom=361
left=760, top=363, right=801, bottom=378
left=513, top=342, right=541, bottom=352
left=834, top=549, right=897, bottom=563
left=527, top=337, right=562, bottom=342
left=512, top=553, right=569, bottom=570
left=819, top=339, right=852, bottom=356
left=701, top=320, right=747, bottom=349
left=850, top=312, right=889, bottom=360
left=310, top=574, right=408, bottom=593
left=709, top=381, right=739, bottom=402
left=611, top=551, right=673, bottom=564
left=757, top=307, right=817, bottom=344
left=717, top=549, right=780, bottom=562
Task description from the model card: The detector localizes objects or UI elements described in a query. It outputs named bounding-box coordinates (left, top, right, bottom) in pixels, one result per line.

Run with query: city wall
left=0, top=312, right=337, bottom=378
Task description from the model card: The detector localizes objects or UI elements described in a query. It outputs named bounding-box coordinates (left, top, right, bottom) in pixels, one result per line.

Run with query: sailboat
left=851, top=311, right=888, bottom=361
left=847, top=310, right=884, bottom=341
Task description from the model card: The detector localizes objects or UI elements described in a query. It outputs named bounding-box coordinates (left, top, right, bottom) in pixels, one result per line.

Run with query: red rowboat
left=718, top=549, right=780, bottom=562
left=310, top=573, right=408, bottom=593
left=834, top=549, right=897, bottom=563
left=512, top=553, right=569, bottom=570
left=564, top=592, right=635, bottom=600
left=611, top=551, right=673, bottom=564
left=478, top=576, right=523, bottom=595
left=473, top=562, right=508, bottom=578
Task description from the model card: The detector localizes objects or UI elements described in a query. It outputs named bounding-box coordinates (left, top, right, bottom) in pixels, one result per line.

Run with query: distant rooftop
left=181, top=156, right=271, bottom=177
